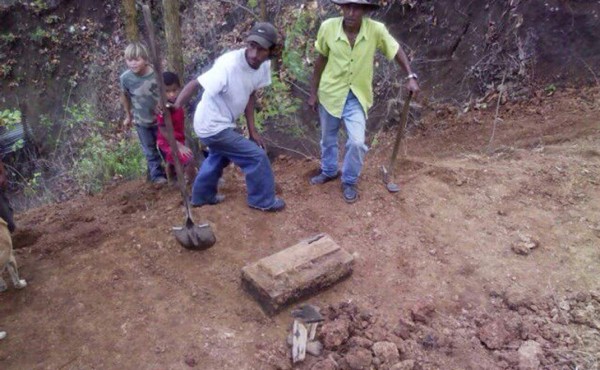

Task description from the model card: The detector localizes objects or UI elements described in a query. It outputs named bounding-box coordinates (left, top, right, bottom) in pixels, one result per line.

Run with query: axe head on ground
left=291, top=304, right=324, bottom=323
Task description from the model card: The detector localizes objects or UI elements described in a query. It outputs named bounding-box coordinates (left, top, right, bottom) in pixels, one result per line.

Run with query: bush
left=72, top=132, right=145, bottom=194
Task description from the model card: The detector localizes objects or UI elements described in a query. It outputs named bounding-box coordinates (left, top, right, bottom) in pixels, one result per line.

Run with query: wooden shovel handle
left=387, top=91, right=413, bottom=175
left=141, top=4, right=194, bottom=221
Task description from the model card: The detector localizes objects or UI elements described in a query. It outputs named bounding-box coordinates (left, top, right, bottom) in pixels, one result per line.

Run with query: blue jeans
left=192, top=128, right=278, bottom=209
left=319, top=91, right=368, bottom=185
left=135, top=125, right=165, bottom=181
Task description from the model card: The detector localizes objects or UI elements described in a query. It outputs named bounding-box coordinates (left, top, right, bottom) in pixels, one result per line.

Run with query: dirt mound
left=1, top=88, right=599, bottom=368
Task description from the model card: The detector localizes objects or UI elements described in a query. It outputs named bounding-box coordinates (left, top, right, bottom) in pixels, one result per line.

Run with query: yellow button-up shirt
left=315, top=17, right=399, bottom=118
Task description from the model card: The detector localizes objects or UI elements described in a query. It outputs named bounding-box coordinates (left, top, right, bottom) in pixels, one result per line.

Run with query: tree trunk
left=161, top=0, right=184, bottom=78
left=122, top=0, right=138, bottom=42
left=259, top=0, right=268, bottom=21
left=161, top=0, right=200, bottom=157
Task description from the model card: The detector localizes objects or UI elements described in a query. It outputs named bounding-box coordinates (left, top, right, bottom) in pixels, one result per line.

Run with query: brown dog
left=0, top=218, right=26, bottom=291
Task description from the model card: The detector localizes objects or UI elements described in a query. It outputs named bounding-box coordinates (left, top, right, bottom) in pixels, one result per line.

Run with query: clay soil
left=1, top=88, right=599, bottom=369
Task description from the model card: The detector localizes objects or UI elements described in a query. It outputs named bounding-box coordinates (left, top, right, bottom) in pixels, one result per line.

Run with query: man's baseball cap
left=247, top=22, right=278, bottom=49
left=331, top=0, right=380, bottom=9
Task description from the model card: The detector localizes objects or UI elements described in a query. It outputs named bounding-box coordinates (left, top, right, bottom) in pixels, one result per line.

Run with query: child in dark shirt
left=156, top=71, right=196, bottom=184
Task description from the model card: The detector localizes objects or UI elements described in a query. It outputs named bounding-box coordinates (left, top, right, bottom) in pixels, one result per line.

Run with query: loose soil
left=1, top=88, right=599, bottom=369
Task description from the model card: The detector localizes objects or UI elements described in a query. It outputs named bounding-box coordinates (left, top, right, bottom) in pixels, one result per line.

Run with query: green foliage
left=0, top=32, right=17, bottom=44
left=23, top=171, right=42, bottom=198
left=247, top=0, right=258, bottom=8
left=28, top=0, right=49, bottom=13
left=0, top=109, right=24, bottom=151
left=28, top=26, right=58, bottom=44
left=0, top=109, right=21, bottom=129
left=72, top=132, right=145, bottom=194
left=29, top=27, right=47, bottom=43
left=44, top=15, right=61, bottom=24
left=0, top=64, right=12, bottom=78
left=545, top=84, right=556, bottom=95
left=282, top=7, right=316, bottom=85
left=240, top=73, right=301, bottom=134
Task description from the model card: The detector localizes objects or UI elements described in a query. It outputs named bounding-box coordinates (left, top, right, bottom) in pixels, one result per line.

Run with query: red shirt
left=156, top=107, right=190, bottom=165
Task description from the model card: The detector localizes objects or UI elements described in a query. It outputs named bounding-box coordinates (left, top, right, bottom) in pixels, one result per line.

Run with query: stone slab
left=241, top=234, right=354, bottom=315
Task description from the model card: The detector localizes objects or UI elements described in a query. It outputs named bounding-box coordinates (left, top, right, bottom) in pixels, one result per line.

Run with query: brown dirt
left=1, top=88, right=599, bottom=369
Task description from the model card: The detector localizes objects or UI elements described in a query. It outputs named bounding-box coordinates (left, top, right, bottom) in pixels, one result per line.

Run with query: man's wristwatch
left=406, top=73, right=418, bottom=80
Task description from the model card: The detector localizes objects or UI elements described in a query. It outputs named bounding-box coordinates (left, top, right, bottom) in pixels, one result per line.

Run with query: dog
left=0, top=218, right=26, bottom=292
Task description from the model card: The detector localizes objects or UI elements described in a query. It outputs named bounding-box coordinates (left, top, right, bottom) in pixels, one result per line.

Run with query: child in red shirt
left=157, top=71, right=196, bottom=183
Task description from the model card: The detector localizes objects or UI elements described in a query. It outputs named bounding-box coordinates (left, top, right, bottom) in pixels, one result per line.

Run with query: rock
left=511, top=235, right=539, bottom=255
left=393, top=318, right=414, bottom=340
left=504, top=287, right=532, bottom=310
left=321, top=318, right=351, bottom=349
left=343, top=347, right=372, bottom=370
left=365, top=324, right=388, bottom=342
left=372, top=341, right=400, bottom=364
left=390, top=359, right=416, bottom=370
left=420, top=333, right=438, bottom=349
left=517, top=340, right=543, bottom=370
left=410, top=301, right=435, bottom=324
left=184, top=354, right=197, bottom=367
left=311, top=357, right=338, bottom=370
left=478, top=320, right=511, bottom=350
left=307, top=341, right=324, bottom=357
left=347, top=336, right=373, bottom=349
left=558, top=300, right=570, bottom=311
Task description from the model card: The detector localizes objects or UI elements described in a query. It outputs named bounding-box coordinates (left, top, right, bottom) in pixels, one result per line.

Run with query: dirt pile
left=298, top=292, right=599, bottom=370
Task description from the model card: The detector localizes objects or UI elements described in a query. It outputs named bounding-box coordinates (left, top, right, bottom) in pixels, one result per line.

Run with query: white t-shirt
left=193, top=48, right=271, bottom=138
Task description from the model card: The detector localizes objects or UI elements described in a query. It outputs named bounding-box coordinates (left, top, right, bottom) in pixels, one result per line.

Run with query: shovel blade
left=173, top=223, right=216, bottom=250
left=386, top=182, right=401, bottom=193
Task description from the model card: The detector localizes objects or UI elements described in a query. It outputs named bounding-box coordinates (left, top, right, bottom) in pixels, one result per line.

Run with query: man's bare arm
left=174, top=79, right=201, bottom=109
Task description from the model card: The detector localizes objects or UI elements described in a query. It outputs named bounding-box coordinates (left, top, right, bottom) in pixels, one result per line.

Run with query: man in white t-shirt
left=174, top=22, right=285, bottom=212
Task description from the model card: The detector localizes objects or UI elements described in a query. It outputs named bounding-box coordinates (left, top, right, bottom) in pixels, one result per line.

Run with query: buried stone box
left=241, top=234, right=354, bottom=315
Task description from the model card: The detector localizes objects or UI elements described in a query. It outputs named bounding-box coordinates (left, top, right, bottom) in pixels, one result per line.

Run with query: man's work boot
left=310, top=171, right=340, bottom=185
left=341, top=183, right=358, bottom=204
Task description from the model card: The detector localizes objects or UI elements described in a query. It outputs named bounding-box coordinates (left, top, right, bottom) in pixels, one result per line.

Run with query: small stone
left=511, top=234, right=540, bottom=255
left=184, top=354, right=197, bottom=367
left=321, top=318, right=351, bottom=349
left=517, top=340, right=542, bottom=370
left=343, top=347, right=372, bottom=370
left=372, top=341, right=400, bottom=364
left=410, top=301, right=435, bottom=324
left=347, top=336, right=373, bottom=349
left=310, top=357, right=338, bottom=370
left=478, top=320, right=511, bottom=350
left=390, top=359, right=416, bottom=370
left=307, top=341, right=324, bottom=357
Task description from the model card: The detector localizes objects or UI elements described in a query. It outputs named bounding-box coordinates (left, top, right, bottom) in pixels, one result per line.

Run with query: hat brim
left=247, top=35, right=274, bottom=49
left=331, top=0, right=380, bottom=9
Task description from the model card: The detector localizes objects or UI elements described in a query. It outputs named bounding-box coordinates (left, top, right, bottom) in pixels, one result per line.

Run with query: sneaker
left=341, top=183, right=358, bottom=204
left=250, top=197, right=286, bottom=212
left=310, top=172, right=340, bottom=185
left=152, top=176, right=168, bottom=185
left=191, top=194, right=225, bottom=207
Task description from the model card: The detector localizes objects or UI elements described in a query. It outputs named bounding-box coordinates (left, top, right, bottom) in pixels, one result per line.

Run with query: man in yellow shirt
left=308, top=0, right=419, bottom=203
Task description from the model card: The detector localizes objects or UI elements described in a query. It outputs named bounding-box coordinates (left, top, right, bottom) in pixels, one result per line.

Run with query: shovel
left=381, top=91, right=412, bottom=193
left=142, top=4, right=216, bottom=250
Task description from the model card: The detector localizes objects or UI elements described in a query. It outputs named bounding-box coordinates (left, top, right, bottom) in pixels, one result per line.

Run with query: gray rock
left=310, top=357, right=338, bottom=370
left=478, top=320, right=511, bottom=350
left=390, top=359, right=416, bottom=370
left=373, top=341, right=400, bottom=364
left=307, top=341, right=324, bottom=357
left=517, top=340, right=543, bottom=370
left=321, top=318, right=350, bottom=349
left=343, top=347, right=372, bottom=370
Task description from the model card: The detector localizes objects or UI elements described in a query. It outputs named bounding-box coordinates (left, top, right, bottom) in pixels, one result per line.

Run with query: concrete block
left=241, top=234, right=354, bottom=315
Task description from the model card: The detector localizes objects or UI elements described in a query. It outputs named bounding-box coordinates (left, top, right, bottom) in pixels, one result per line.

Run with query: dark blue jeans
left=135, top=124, right=165, bottom=181
left=192, top=128, right=277, bottom=209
